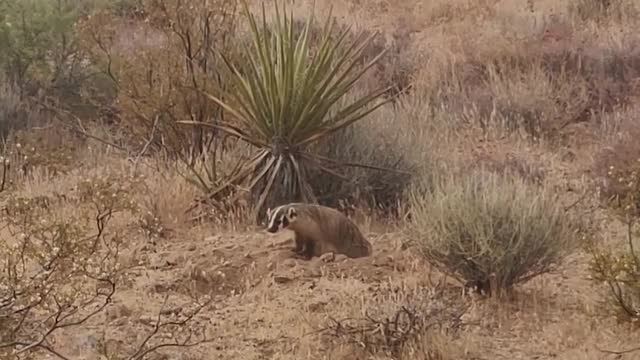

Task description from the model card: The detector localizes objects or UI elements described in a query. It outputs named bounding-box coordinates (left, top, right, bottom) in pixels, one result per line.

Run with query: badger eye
left=282, top=217, right=289, bottom=227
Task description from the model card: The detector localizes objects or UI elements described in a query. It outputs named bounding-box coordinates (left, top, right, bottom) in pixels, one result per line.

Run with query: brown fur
left=268, top=203, right=372, bottom=259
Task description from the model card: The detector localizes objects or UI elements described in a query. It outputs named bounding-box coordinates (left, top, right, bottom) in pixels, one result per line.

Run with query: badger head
left=266, top=205, right=298, bottom=233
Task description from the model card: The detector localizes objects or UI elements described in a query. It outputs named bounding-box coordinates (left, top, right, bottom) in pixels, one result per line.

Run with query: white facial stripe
left=267, top=205, right=285, bottom=229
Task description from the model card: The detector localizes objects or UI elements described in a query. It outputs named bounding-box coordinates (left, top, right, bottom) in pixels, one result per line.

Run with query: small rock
left=273, top=275, right=292, bottom=284
left=334, top=254, right=348, bottom=262
left=204, top=236, right=220, bottom=243
left=106, top=304, right=132, bottom=321
left=305, top=268, right=322, bottom=278
left=139, top=315, right=156, bottom=326
left=308, top=301, right=326, bottom=312
left=153, top=281, right=175, bottom=293
left=372, top=257, right=390, bottom=267
left=281, top=258, right=297, bottom=267
left=166, top=255, right=183, bottom=266
left=79, top=334, right=100, bottom=351
left=160, top=306, right=182, bottom=316
left=320, top=252, right=335, bottom=263
left=149, top=256, right=169, bottom=270
left=187, top=244, right=197, bottom=251
left=111, top=317, right=128, bottom=326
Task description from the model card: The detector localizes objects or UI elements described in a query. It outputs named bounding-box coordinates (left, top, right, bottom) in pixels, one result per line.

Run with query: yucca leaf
left=177, top=120, right=267, bottom=148
left=253, top=154, right=284, bottom=217
left=206, top=149, right=270, bottom=199
left=288, top=30, right=373, bottom=140
left=288, top=154, right=317, bottom=203
left=248, top=154, right=278, bottom=190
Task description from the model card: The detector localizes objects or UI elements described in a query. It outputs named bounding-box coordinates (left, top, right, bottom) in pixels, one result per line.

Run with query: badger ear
left=266, top=207, right=272, bottom=218
left=287, top=207, right=297, bottom=218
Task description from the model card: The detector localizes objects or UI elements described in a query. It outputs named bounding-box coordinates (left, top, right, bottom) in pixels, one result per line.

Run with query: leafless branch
left=133, top=114, right=161, bottom=172
left=596, top=345, right=640, bottom=356
left=127, top=295, right=213, bottom=360
left=35, top=98, right=129, bottom=152
left=0, top=279, right=115, bottom=359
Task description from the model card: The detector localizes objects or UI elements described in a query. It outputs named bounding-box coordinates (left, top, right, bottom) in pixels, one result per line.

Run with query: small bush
left=406, top=170, right=579, bottom=296
left=589, top=219, right=640, bottom=322
left=591, top=120, right=640, bottom=322
left=319, top=284, right=466, bottom=359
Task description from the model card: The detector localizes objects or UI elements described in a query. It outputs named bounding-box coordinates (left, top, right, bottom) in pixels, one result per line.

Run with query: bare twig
left=596, top=345, right=640, bottom=356
left=0, top=279, right=115, bottom=359
left=0, top=160, right=9, bottom=193
left=133, top=114, right=161, bottom=173
left=563, top=188, right=592, bottom=212
left=127, top=295, right=213, bottom=360
left=318, top=302, right=465, bottom=356
left=35, top=98, right=129, bottom=152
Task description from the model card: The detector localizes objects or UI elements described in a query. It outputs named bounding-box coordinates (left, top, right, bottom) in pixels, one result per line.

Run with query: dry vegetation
left=2, top=0, right=640, bottom=359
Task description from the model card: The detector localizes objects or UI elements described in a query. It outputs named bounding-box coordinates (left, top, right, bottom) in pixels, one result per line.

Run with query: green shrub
left=589, top=220, right=640, bottom=322
left=406, top=170, right=579, bottom=296
left=590, top=121, right=640, bottom=322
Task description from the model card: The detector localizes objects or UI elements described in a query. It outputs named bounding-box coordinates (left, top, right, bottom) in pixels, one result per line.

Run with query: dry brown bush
left=318, top=284, right=467, bottom=359
left=0, top=164, right=214, bottom=359
left=76, top=0, right=239, bottom=161
left=589, top=219, right=640, bottom=324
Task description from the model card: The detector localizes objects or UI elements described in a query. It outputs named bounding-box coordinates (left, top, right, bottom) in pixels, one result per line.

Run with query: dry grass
left=2, top=0, right=640, bottom=359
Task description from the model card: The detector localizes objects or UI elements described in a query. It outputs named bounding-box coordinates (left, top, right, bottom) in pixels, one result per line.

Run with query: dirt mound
left=55, top=227, right=429, bottom=359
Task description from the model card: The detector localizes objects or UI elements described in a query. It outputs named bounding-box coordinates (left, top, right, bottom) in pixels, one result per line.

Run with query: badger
left=265, top=203, right=373, bottom=259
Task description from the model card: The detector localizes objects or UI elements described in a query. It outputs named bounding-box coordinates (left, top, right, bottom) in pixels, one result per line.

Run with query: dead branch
left=0, top=279, right=115, bottom=360
left=596, top=345, right=640, bottom=356
left=133, top=114, right=161, bottom=172
left=126, top=295, right=214, bottom=360
left=318, top=302, right=466, bottom=357
left=35, top=97, right=129, bottom=153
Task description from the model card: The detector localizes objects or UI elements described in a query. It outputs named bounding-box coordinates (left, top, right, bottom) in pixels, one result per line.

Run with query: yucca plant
left=180, top=0, right=392, bottom=221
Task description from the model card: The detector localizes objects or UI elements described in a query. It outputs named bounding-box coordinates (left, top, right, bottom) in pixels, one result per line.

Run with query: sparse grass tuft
left=406, top=170, right=579, bottom=296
